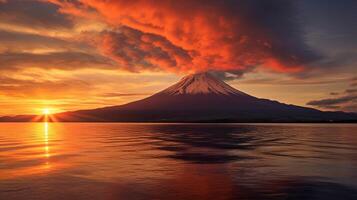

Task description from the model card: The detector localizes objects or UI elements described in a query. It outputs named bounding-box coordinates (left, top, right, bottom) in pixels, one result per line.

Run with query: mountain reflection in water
left=1, top=123, right=357, bottom=200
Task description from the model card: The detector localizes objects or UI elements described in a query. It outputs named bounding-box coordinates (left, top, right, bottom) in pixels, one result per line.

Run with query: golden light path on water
left=44, top=122, right=50, bottom=166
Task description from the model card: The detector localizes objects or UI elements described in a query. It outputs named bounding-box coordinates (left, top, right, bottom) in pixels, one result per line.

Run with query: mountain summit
left=159, top=72, right=249, bottom=96
left=1, top=72, right=356, bottom=122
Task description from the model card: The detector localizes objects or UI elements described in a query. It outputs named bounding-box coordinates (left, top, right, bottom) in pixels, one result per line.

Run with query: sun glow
left=43, top=108, right=51, bottom=115
left=35, top=107, right=59, bottom=122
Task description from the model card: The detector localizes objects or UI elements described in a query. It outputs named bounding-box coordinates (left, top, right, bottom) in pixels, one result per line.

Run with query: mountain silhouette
left=0, top=72, right=356, bottom=122
left=46, top=72, right=355, bottom=122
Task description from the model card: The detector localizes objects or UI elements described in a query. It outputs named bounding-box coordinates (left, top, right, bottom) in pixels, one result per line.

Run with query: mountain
left=48, top=72, right=355, bottom=122
left=1, top=72, right=356, bottom=122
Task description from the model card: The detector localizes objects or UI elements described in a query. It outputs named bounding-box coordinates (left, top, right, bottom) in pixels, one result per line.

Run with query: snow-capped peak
left=159, top=72, right=249, bottom=96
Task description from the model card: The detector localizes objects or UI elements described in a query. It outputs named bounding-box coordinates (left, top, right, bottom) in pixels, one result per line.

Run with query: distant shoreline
left=0, top=120, right=356, bottom=124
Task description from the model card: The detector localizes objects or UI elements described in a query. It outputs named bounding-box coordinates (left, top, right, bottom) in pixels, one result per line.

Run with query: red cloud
left=99, top=27, right=193, bottom=73
left=49, top=0, right=315, bottom=74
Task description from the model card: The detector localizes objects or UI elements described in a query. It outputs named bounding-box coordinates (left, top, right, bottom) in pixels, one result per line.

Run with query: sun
left=35, top=107, right=58, bottom=122
left=43, top=108, right=51, bottom=115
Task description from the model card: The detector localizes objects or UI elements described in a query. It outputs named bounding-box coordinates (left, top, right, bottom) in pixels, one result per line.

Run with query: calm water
left=1, top=123, right=357, bottom=200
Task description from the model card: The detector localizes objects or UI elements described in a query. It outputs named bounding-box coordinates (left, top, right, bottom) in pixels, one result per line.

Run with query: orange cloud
left=48, top=0, right=317, bottom=74
left=98, top=27, right=192, bottom=72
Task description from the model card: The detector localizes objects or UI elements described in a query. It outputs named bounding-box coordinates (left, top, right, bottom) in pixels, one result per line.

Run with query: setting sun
left=43, top=108, right=51, bottom=115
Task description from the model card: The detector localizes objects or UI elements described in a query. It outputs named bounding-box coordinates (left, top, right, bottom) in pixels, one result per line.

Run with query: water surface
left=1, top=123, right=357, bottom=199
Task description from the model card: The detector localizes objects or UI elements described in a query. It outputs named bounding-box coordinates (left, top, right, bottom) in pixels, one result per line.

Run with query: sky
left=0, top=0, right=356, bottom=115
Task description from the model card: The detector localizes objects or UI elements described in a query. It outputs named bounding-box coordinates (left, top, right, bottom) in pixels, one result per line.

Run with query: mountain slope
left=52, top=72, right=356, bottom=122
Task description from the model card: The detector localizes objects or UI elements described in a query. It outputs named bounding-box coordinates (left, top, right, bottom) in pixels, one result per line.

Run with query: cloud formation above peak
left=49, top=0, right=318, bottom=74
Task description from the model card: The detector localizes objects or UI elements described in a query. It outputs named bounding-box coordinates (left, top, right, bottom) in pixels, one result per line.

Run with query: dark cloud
left=0, top=51, right=114, bottom=71
left=351, top=78, right=357, bottom=87
left=346, top=89, right=357, bottom=94
left=239, top=77, right=349, bottom=86
left=300, top=0, right=357, bottom=50
left=298, top=0, right=357, bottom=75
left=319, top=105, right=341, bottom=110
left=0, top=0, right=73, bottom=30
left=311, top=52, right=357, bottom=69
left=307, top=77, right=357, bottom=112
left=49, top=0, right=318, bottom=74
left=307, top=95, right=357, bottom=107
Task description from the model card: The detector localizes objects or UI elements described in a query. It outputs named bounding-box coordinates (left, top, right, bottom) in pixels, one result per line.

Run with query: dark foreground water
left=1, top=123, right=357, bottom=200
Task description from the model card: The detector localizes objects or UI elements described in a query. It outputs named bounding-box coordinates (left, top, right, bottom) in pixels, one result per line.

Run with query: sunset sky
left=0, top=0, right=356, bottom=115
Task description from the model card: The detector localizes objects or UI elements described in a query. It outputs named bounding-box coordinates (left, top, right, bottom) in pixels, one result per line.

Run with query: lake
left=1, top=123, right=357, bottom=200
